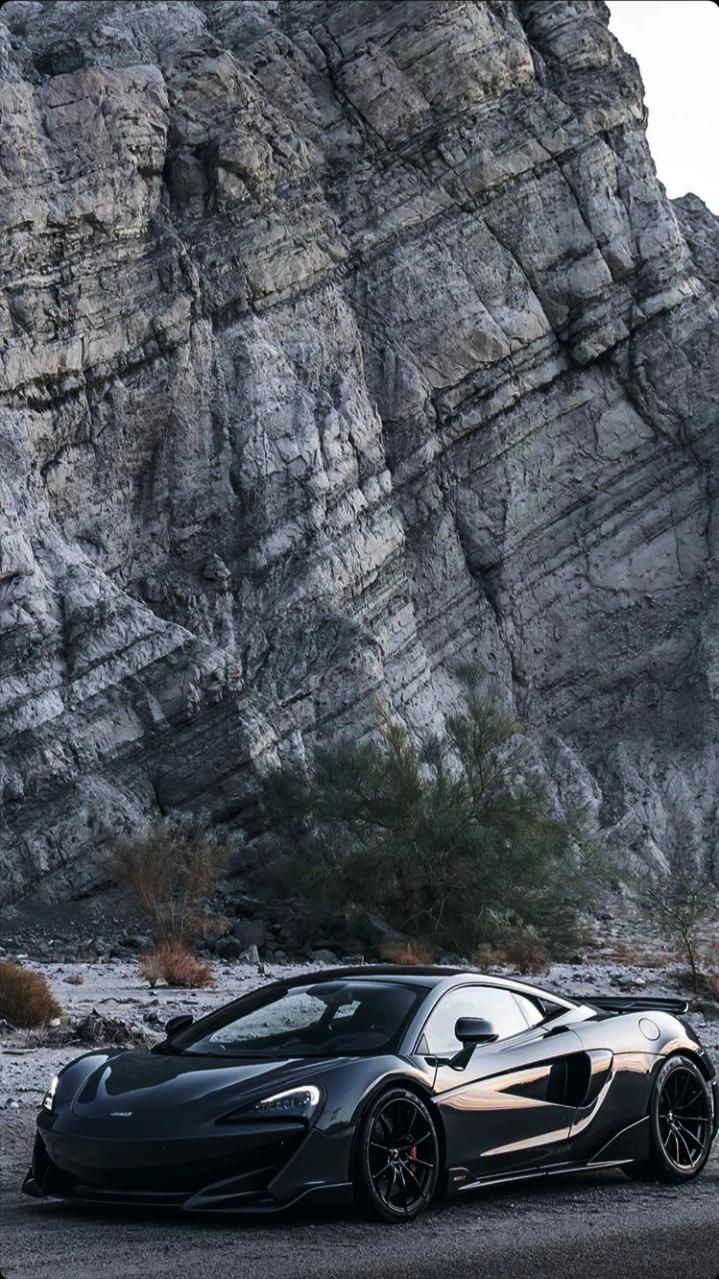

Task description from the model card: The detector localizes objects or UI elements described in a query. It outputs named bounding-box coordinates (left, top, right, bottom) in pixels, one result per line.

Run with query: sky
left=607, top=1, right=719, bottom=213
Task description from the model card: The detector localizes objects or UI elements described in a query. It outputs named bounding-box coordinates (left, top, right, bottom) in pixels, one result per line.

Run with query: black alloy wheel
left=629, top=1054, right=714, bottom=1183
left=355, top=1087, right=440, bottom=1222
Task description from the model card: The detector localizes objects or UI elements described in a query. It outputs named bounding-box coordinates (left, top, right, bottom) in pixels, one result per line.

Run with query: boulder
left=231, top=919, right=266, bottom=950
left=361, top=914, right=411, bottom=949
left=214, top=935, right=245, bottom=961
left=123, top=934, right=152, bottom=952
left=75, top=1011, right=151, bottom=1047
left=198, top=916, right=233, bottom=948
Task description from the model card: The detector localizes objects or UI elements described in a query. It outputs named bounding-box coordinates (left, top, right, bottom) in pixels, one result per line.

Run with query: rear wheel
left=354, top=1088, right=440, bottom=1222
left=627, top=1055, right=714, bottom=1183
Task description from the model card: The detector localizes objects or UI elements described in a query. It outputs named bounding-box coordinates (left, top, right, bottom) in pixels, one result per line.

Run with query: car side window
left=512, top=993, right=545, bottom=1029
left=420, top=987, right=531, bottom=1055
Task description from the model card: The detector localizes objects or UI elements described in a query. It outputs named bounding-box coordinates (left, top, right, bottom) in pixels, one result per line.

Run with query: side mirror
left=455, top=1017, right=499, bottom=1046
left=165, top=1014, right=193, bottom=1038
left=433, top=1017, right=499, bottom=1070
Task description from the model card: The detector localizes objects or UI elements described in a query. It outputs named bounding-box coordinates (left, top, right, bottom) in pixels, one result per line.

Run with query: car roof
left=276, top=965, right=576, bottom=1007
left=282, top=964, right=461, bottom=987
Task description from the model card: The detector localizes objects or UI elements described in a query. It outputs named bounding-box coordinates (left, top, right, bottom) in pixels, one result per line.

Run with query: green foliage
left=112, top=817, right=228, bottom=945
left=263, top=667, right=597, bottom=957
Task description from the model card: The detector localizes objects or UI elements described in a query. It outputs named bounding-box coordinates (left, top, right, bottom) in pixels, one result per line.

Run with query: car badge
left=110, top=1111, right=133, bottom=1117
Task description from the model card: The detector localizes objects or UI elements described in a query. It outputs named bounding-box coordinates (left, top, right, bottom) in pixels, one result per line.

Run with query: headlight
left=41, top=1075, right=59, bottom=1113
left=227, top=1085, right=322, bottom=1123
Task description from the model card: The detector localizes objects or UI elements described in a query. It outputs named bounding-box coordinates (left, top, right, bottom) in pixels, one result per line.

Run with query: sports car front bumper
left=23, top=1116, right=353, bottom=1214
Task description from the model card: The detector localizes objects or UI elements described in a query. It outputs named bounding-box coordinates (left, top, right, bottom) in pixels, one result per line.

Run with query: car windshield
left=176, top=980, right=425, bottom=1059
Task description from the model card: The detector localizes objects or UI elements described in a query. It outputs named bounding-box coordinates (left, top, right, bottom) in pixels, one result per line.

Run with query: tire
left=354, top=1087, right=440, bottom=1223
left=627, top=1054, right=714, bottom=1183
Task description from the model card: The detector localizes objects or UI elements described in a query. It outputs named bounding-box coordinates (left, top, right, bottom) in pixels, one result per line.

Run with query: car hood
left=68, top=1048, right=347, bottom=1128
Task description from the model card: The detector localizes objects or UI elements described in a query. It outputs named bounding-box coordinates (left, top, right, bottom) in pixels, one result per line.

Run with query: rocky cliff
left=1, top=0, right=717, bottom=906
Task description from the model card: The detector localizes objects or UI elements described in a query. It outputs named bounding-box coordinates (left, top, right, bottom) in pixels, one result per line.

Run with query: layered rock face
left=1, top=0, right=717, bottom=905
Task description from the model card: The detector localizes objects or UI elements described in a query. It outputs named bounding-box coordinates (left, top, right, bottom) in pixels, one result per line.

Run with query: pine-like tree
left=263, top=667, right=596, bottom=957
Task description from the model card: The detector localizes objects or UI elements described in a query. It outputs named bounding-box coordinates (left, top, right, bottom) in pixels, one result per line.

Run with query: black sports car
left=23, top=965, right=718, bottom=1222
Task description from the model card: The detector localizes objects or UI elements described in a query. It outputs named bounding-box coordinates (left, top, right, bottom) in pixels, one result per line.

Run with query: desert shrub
left=471, top=943, right=499, bottom=970
left=503, top=929, right=549, bottom=975
left=0, top=961, right=63, bottom=1028
left=471, top=929, right=549, bottom=975
left=700, top=968, right=719, bottom=1001
left=607, top=940, right=674, bottom=969
left=113, top=817, right=228, bottom=945
left=636, top=861, right=719, bottom=994
left=139, top=942, right=214, bottom=989
left=494, top=926, right=550, bottom=974
left=263, top=666, right=597, bottom=958
left=65, top=972, right=85, bottom=986
left=379, top=941, right=435, bottom=966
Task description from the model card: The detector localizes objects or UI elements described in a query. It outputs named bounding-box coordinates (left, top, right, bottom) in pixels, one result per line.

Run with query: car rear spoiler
left=580, top=995, right=689, bottom=1015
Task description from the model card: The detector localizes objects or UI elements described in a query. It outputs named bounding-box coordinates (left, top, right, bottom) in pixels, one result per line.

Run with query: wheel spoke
left=380, top=1111, right=396, bottom=1141
left=674, top=1119, right=704, bottom=1155
left=673, top=1090, right=703, bottom=1112
left=673, top=1126, right=695, bottom=1167
left=672, top=1073, right=687, bottom=1107
left=675, top=1116, right=705, bottom=1134
left=396, top=1105, right=421, bottom=1145
left=403, top=1163, right=425, bottom=1195
left=400, top=1131, right=433, bottom=1148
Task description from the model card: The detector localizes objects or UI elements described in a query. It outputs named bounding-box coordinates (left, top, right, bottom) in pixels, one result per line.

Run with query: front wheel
left=354, top=1087, right=440, bottom=1222
left=627, top=1055, right=714, bottom=1183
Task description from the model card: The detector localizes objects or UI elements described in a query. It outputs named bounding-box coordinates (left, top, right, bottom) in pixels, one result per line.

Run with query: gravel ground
left=1, top=1107, right=718, bottom=1279
left=3, top=958, right=719, bottom=1279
